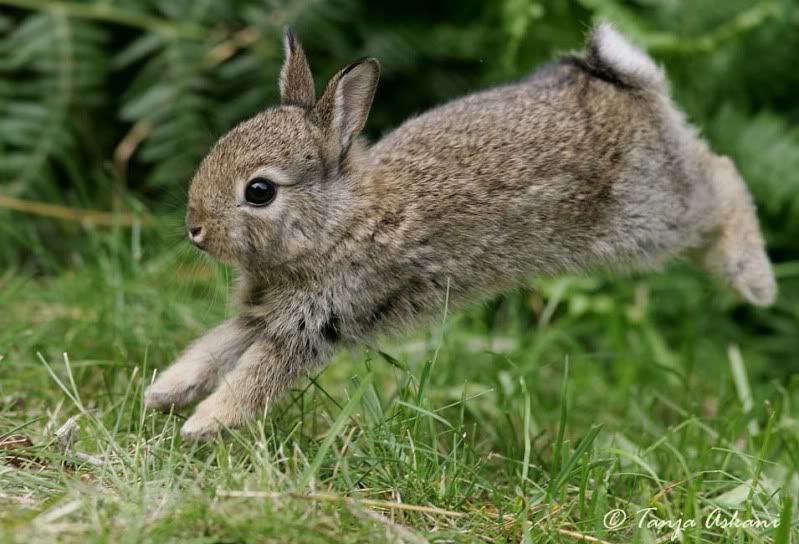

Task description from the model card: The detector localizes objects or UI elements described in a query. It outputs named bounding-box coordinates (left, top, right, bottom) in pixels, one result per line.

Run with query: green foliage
left=0, top=9, right=108, bottom=196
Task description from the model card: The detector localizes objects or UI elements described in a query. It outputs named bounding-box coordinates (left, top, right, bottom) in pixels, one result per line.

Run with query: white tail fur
left=587, top=22, right=666, bottom=92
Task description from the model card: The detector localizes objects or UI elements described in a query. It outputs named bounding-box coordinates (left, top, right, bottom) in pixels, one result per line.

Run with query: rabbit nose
left=186, top=207, right=205, bottom=245
left=188, top=225, right=205, bottom=245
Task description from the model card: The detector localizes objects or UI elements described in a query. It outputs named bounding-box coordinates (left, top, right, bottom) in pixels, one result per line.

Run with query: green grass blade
left=298, top=373, right=373, bottom=489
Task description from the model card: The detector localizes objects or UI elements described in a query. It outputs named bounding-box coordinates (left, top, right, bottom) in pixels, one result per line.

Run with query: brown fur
left=146, top=24, right=776, bottom=439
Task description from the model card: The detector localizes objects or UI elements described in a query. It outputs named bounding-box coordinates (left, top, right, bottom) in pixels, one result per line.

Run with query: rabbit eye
left=244, top=177, right=277, bottom=206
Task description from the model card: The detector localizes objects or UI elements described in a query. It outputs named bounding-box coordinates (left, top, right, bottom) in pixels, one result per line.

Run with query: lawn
left=1, top=221, right=796, bottom=543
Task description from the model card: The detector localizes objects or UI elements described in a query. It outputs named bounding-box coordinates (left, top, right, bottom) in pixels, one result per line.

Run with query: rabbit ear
left=279, top=28, right=315, bottom=108
left=314, top=58, right=380, bottom=155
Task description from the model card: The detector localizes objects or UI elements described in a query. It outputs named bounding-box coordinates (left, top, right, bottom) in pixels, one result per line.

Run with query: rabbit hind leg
left=699, top=154, right=776, bottom=306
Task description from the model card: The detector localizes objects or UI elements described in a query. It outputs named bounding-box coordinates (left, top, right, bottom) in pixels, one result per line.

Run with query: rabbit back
left=354, top=24, right=773, bottom=319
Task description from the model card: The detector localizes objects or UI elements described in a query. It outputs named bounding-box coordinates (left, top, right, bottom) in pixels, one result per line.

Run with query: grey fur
left=145, top=23, right=777, bottom=439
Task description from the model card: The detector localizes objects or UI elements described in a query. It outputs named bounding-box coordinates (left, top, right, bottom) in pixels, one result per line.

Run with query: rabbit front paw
left=180, top=410, right=223, bottom=441
left=146, top=319, right=253, bottom=412
left=145, top=362, right=217, bottom=411
left=180, top=391, right=248, bottom=441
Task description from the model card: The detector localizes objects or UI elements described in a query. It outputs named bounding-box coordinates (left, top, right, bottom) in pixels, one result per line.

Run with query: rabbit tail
left=585, top=22, right=667, bottom=93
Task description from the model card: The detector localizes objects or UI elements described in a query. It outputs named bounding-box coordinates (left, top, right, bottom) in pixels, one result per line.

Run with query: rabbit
left=144, top=23, right=777, bottom=440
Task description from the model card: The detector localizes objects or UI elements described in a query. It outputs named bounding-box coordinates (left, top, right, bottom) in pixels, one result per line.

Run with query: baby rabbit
left=145, top=23, right=776, bottom=440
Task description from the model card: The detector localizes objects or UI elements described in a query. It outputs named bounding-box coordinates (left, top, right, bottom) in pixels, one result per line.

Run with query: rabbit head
left=186, top=29, right=380, bottom=269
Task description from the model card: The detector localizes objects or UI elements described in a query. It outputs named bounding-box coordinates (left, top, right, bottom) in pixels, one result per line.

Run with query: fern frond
left=117, top=32, right=221, bottom=188
left=0, top=10, right=107, bottom=197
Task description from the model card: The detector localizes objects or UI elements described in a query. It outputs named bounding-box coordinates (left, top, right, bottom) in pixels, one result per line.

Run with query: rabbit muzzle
left=186, top=207, right=208, bottom=249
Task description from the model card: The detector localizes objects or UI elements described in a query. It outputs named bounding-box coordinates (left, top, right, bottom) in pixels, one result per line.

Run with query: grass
left=1, top=219, right=798, bottom=543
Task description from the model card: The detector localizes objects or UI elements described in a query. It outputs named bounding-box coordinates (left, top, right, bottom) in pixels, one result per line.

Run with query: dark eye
left=244, top=177, right=276, bottom=206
